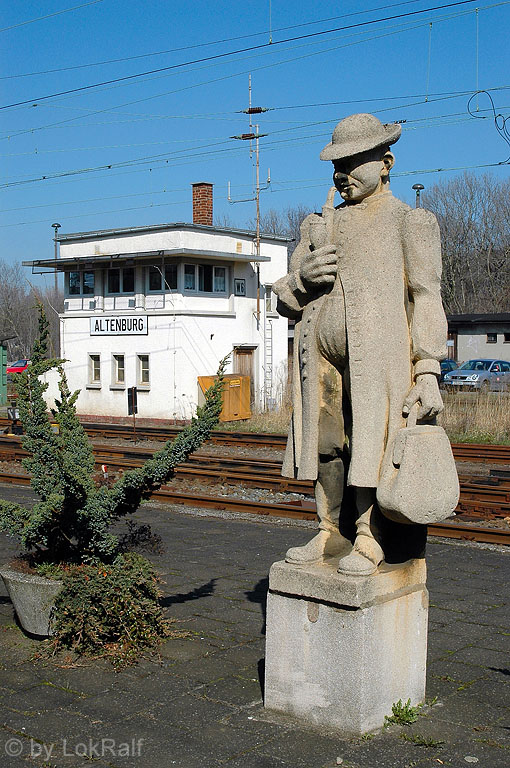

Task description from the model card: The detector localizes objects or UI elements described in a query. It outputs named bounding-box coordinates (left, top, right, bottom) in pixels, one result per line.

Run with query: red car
left=6, top=359, right=30, bottom=374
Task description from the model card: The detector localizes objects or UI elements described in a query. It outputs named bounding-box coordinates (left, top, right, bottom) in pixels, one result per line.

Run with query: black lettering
left=94, top=320, right=100, bottom=332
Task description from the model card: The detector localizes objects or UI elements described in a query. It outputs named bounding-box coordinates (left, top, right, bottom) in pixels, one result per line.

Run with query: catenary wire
left=1, top=7, right=500, bottom=143
left=0, top=0, right=103, bottom=33
left=0, top=0, right=485, bottom=110
left=0, top=2, right=446, bottom=79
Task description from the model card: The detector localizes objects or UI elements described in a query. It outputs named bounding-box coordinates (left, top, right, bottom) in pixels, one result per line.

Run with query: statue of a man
left=274, top=113, right=447, bottom=576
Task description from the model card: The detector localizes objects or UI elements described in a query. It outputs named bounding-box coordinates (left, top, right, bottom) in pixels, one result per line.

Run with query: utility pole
left=230, top=115, right=268, bottom=324
left=51, top=222, right=61, bottom=295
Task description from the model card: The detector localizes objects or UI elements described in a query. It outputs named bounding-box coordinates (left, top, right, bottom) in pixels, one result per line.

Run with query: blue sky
left=1, top=0, right=509, bottom=290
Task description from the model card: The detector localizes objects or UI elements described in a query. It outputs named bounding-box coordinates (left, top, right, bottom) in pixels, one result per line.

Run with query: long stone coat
left=274, top=190, right=447, bottom=488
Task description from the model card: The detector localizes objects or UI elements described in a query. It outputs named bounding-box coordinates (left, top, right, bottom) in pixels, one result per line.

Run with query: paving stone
left=202, top=673, right=262, bottom=706
left=0, top=501, right=509, bottom=767
left=451, top=645, right=510, bottom=671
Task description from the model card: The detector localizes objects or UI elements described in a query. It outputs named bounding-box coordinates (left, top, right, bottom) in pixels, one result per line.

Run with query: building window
left=504, top=333, right=510, bottom=343
left=138, top=354, right=149, bottom=386
left=184, top=264, right=196, bottom=291
left=112, top=354, right=125, bottom=385
left=234, top=278, right=246, bottom=296
left=89, top=354, right=101, bottom=384
left=487, top=332, right=497, bottom=344
left=265, top=284, right=274, bottom=313
left=147, top=263, right=177, bottom=292
left=184, top=264, right=227, bottom=294
left=107, top=267, right=134, bottom=294
left=67, top=271, right=95, bottom=296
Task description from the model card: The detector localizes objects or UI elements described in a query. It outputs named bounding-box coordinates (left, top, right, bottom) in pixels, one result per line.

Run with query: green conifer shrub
left=0, top=304, right=228, bottom=662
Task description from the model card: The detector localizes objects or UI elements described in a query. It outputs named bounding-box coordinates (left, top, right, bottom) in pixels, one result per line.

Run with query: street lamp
left=51, top=223, right=61, bottom=295
left=412, top=184, right=424, bottom=209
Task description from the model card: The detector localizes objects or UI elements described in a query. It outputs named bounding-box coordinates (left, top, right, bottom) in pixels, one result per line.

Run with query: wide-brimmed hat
left=320, top=113, right=401, bottom=162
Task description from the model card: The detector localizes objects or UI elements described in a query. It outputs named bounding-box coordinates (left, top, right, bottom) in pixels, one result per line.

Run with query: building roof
left=448, top=313, right=510, bottom=327
left=55, top=221, right=292, bottom=244
left=23, top=247, right=271, bottom=274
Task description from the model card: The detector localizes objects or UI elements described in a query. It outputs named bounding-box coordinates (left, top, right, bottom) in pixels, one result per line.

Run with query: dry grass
left=439, top=391, right=510, bottom=444
left=220, top=389, right=510, bottom=444
left=219, top=403, right=292, bottom=433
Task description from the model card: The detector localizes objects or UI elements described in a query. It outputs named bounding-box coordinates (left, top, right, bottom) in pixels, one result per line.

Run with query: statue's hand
left=300, top=244, right=337, bottom=288
left=402, top=373, right=444, bottom=420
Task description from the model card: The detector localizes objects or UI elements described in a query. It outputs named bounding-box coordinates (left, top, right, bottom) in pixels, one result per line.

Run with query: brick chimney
left=192, top=182, right=213, bottom=226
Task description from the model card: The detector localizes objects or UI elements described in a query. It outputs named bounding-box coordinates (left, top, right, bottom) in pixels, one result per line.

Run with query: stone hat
left=320, top=113, right=401, bottom=162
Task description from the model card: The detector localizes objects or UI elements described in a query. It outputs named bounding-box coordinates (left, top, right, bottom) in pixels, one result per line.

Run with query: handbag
left=376, top=404, right=460, bottom=525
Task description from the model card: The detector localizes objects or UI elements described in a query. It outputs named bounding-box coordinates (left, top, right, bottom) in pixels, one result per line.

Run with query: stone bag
left=377, top=407, right=460, bottom=525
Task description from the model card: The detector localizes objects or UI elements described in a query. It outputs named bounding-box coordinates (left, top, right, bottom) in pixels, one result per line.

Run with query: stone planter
left=0, top=567, right=62, bottom=636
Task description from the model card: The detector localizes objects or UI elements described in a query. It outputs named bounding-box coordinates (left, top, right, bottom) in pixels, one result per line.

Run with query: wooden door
left=233, top=347, right=254, bottom=403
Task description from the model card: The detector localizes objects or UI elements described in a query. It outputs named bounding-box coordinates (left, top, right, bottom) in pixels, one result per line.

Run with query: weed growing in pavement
left=384, top=699, right=420, bottom=726
left=399, top=732, right=445, bottom=748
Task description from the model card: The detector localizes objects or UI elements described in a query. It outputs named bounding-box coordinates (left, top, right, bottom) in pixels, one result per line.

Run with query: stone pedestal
left=264, top=557, right=428, bottom=735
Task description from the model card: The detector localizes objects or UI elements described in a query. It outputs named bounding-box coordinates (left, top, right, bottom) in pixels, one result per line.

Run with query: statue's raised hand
left=300, top=244, right=337, bottom=288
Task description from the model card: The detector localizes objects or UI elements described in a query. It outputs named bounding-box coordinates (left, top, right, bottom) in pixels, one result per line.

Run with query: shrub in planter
left=0, top=305, right=227, bottom=663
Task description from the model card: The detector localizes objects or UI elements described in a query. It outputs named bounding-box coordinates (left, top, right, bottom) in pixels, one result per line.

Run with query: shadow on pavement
left=161, top=577, right=217, bottom=607
left=245, top=576, right=268, bottom=635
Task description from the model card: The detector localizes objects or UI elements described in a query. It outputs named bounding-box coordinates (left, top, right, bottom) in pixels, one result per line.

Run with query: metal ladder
left=263, top=317, right=273, bottom=409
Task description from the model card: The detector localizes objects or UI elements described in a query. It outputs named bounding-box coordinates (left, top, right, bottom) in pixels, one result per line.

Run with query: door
left=233, top=347, right=255, bottom=404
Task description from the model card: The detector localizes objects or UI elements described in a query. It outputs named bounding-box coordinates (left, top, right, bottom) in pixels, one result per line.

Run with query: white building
left=24, top=184, right=290, bottom=422
left=448, top=313, right=510, bottom=362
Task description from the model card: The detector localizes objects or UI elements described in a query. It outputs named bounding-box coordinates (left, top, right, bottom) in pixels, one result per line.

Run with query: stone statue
left=274, top=113, right=447, bottom=577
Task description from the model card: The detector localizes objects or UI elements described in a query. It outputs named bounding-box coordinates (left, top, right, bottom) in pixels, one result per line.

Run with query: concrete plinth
left=264, top=557, right=428, bottom=735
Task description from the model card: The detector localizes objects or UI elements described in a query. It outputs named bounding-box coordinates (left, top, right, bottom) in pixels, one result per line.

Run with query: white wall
left=456, top=326, right=510, bottom=362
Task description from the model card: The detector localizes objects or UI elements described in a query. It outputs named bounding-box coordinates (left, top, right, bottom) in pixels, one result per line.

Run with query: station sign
left=90, top=315, right=148, bottom=335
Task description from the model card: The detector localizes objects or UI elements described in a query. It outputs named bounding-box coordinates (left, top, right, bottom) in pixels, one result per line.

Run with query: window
left=147, top=263, right=177, bottom=292
left=265, top=284, right=274, bottom=313
left=107, top=267, right=134, bottom=294
left=138, top=354, right=149, bottom=386
left=112, top=354, right=125, bottom=385
left=500, top=361, right=510, bottom=372
left=67, top=271, right=95, bottom=296
left=504, top=333, right=510, bottom=343
left=89, top=354, right=101, bottom=385
left=487, top=333, right=497, bottom=344
left=184, top=264, right=227, bottom=293
left=184, top=264, right=196, bottom=290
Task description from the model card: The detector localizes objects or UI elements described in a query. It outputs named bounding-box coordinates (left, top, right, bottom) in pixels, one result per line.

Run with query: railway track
left=0, top=467, right=508, bottom=546
left=3, top=416, right=509, bottom=463
left=1, top=436, right=509, bottom=516
left=0, top=432, right=509, bottom=545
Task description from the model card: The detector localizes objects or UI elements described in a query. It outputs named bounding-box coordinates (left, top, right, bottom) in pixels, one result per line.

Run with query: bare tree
left=423, top=173, right=510, bottom=314
left=0, top=260, right=63, bottom=359
left=248, top=204, right=312, bottom=266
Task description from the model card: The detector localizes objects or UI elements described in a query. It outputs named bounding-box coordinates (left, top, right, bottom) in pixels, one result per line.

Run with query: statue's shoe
left=337, top=549, right=379, bottom=576
left=286, top=530, right=345, bottom=564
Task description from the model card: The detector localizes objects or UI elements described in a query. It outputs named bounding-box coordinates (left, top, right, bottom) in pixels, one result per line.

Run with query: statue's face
left=332, top=148, right=391, bottom=202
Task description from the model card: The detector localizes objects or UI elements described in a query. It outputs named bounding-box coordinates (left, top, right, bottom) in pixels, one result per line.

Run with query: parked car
left=440, top=359, right=458, bottom=381
left=6, top=359, right=30, bottom=374
left=443, top=359, right=510, bottom=392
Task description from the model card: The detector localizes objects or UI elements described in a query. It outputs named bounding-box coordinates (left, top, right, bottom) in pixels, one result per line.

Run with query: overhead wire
left=2, top=3, right=501, bottom=143
left=0, top=0, right=485, bottom=110
left=0, top=0, right=103, bottom=33
left=1, top=160, right=508, bottom=230
left=0, top=1, right=445, bottom=79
